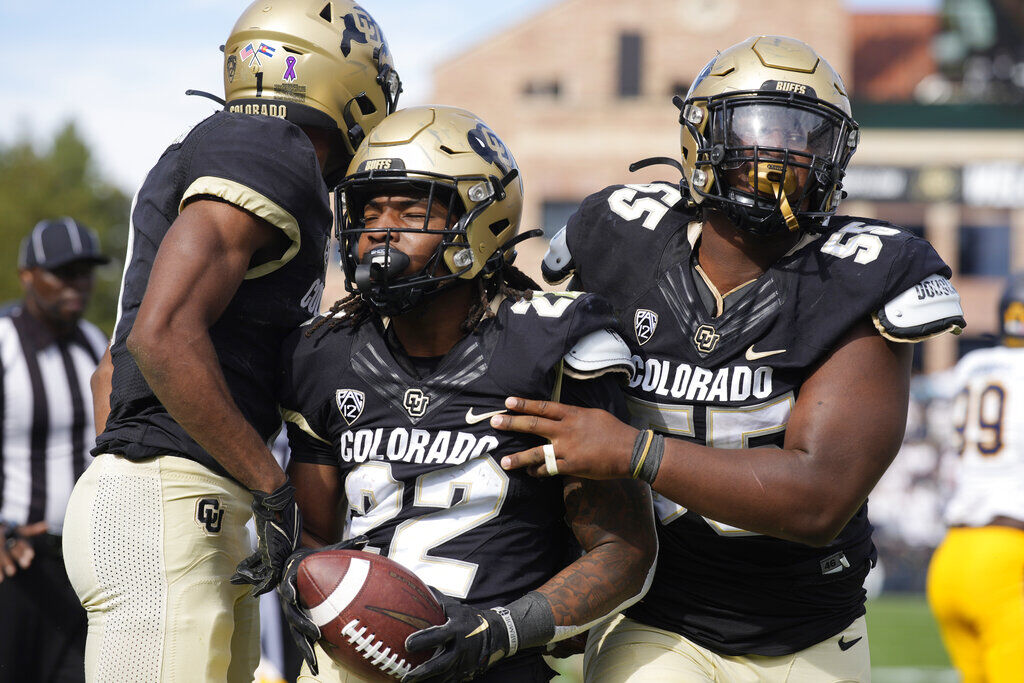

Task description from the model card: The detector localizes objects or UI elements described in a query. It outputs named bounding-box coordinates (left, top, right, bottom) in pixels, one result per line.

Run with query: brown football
left=297, top=549, right=445, bottom=681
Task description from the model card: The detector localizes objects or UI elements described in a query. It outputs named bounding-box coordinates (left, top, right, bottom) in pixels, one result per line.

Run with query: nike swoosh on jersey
left=745, top=345, right=786, bottom=361
left=465, top=408, right=508, bottom=425
left=838, top=636, right=862, bottom=651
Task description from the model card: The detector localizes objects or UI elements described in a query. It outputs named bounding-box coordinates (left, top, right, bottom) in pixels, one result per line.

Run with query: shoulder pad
left=178, top=112, right=327, bottom=236
left=494, top=291, right=625, bottom=388
left=561, top=183, right=694, bottom=305
left=541, top=226, right=574, bottom=285
left=563, top=328, right=634, bottom=380
left=873, top=274, right=966, bottom=342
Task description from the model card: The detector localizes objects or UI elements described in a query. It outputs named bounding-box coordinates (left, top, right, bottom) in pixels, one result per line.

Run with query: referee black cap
left=18, top=218, right=110, bottom=270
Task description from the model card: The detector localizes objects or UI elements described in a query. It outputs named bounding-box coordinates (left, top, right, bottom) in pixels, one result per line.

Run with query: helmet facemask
left=685, top=92, right=856, bottom=236
left=336, top=170, right=506, bottom=317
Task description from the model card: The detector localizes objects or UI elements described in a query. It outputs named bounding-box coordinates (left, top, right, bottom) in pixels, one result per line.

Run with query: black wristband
left=504, top=591, right=555, bottom=652
left=629, top=429, right=664, bottom=485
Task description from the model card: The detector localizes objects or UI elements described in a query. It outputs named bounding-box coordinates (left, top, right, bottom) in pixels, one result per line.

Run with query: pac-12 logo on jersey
left=336, top=389, right=366, bottom=426
left=404, top=388, right=430, bottom=418
left=634, top=309, right=659, bottom=346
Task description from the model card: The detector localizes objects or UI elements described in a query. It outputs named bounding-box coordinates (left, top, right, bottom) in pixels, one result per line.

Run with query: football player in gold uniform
left=63, top=3, right=400, bottom=680
left=276, top=107, right=656, bottom=682
left=498, top=36, right=965, bottom=681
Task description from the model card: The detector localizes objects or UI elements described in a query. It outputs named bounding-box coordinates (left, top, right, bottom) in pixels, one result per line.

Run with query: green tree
left=0, top=123, right=130, bottom=335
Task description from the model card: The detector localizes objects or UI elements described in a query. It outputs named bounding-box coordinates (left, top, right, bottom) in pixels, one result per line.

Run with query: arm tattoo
left=538, top=476, right=656, bottom=627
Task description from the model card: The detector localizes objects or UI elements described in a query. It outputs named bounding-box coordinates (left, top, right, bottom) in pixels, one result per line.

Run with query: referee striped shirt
left=0, top=304, right=107, bottom=533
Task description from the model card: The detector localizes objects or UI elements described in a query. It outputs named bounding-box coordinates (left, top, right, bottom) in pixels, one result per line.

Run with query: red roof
left=851, top=13, right=939, bottom=101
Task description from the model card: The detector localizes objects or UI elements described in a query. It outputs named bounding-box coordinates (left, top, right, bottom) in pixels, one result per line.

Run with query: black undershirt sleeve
left=284, top=421, right=337, bottom=466
left=559, top=373, right=630, bottom=423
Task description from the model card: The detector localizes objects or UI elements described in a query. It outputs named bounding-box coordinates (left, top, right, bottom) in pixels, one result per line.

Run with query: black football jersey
left=563, top=181, right=954, bottom=656
left=279, top=292, right=628, bottom=609
left=95, top=112, right=332, bottom=477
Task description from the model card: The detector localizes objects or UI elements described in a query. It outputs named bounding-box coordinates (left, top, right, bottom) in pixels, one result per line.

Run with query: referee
left=0, top=218, right=108, bottom=682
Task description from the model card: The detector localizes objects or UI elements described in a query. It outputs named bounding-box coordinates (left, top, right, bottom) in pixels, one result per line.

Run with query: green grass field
left=868, top=593, right=957, bottom=682
left=549, top=593, right=955, bottom=682
left=867, top=594, right=950, bottom=667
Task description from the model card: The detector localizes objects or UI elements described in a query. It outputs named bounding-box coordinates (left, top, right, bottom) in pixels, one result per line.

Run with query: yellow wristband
left=631, top=429, right=655, bottom=479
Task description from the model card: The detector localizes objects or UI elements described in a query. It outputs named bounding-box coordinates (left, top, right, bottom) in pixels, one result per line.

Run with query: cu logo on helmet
left=403, top=388, right=430, bottom=418
left=467, top=123, right=513, bottom=174
left=693, top=324, right=720, bottom=354
left=196, top=498, right=224, bottom=534
left=351, top=6, right=382, bottom=41
left=340, top=8, right=383, bottom=57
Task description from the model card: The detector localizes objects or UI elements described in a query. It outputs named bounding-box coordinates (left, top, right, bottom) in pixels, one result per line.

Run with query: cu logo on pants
left=196, top=498, right=224, bottom=534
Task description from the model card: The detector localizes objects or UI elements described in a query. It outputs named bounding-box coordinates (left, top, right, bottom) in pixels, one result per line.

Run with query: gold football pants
left=583, top=613, right=870, bottom=682
left=927, top=525, right=1024, bottom=683
left=63, top=453, right=259, bottom=682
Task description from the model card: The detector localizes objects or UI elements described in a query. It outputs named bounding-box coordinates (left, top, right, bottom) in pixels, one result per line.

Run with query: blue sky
left=0, top=0, right=940, bottom=192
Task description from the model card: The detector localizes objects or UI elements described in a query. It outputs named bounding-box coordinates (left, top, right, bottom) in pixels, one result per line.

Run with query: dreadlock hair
left=461, top=263, right=539, bottom=334
left=305, top=290, right=374, bottom=337
left=305, top=263, right=541, bottom=339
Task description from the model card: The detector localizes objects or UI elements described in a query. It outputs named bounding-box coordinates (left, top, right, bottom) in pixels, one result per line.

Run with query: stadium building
left=427, top=0, right=1024, bottom=372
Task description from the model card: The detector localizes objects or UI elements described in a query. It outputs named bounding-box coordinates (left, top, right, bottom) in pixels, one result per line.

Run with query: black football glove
left=277, top=536, right=369, bottom=676
left=231, top=479, right=302, bottom=597
left=403, top=590, right=515, bottom=683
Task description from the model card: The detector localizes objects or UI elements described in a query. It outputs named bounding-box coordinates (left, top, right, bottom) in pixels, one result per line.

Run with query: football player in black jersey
left=274, top=106, right=656, bottom=682
left=494, top=36, right=966, bottom=681
left=62, top=2, right=401, bottom=680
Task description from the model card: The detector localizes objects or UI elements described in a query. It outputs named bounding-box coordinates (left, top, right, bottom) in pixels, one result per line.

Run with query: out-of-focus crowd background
left=1, top=0, right=1021, bottom=674
left=871, top=373, right=966, bottom=595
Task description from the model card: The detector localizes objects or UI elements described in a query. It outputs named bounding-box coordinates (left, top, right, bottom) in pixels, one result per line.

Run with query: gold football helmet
left=224, top=1, right=401, bottom=169
left=336, top=106, right=525, bottom=315
left=1001, top=272, right=1024, bottom=347
left=679, top=35, right=858, bottom=236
